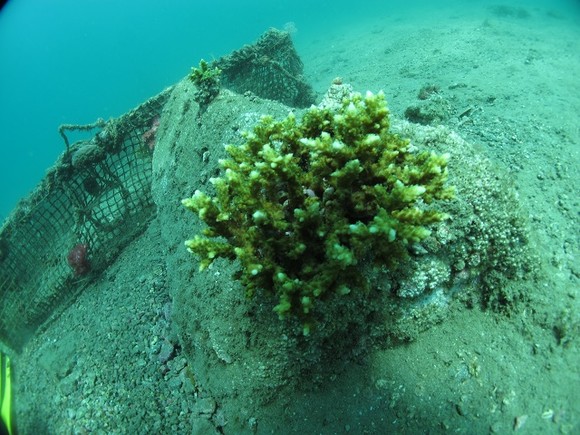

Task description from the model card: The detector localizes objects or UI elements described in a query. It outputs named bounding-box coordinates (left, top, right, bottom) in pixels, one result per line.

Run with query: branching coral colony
left=189, top=59, right=222, bottom=113
left=182, top=91, right=455, bottom=334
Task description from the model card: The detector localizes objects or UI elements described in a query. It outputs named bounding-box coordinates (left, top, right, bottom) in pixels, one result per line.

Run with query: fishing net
left=215, top=28, right=315, bottom=107
left=0, top=90, right=170, bottom=352
left=0, top=28, right=312, bottom=352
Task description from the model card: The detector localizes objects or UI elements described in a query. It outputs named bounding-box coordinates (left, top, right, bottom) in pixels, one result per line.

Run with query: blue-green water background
left=0, top=0, right=578, bottom=221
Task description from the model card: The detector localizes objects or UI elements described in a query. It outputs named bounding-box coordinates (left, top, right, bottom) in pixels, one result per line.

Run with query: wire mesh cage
left=216, top=28, right=316, bottom=108
left=0, top=88, right=171, bottom=352
left=0, top=27, right=313, bottom=353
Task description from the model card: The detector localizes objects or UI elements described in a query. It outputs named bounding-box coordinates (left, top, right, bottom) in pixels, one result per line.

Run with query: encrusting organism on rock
left=67, top=243, right=91, bottom=276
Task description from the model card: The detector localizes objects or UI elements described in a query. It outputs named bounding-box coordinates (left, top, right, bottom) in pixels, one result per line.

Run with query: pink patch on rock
left=67, top=243, right=91, bottom=275
left=141, top=116, right=160, bottom=150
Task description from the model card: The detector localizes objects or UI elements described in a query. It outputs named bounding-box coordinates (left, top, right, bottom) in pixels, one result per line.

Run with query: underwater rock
left=151, top=78, right=534, bottom=433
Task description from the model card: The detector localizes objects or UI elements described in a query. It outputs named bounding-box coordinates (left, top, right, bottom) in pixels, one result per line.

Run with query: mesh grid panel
left=216, top=28, right=315, bottom=108
left=0, top=89, right=171, bottom=351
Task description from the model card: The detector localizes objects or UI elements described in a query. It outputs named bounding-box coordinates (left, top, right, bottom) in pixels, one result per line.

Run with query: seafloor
left=12, top=5, right=579, bottom=434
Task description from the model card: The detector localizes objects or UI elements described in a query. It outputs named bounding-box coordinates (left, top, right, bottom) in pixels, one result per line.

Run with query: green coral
left=188, top=59, right=222, bottom=112
left=182, top=91, right=454, bottom=332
